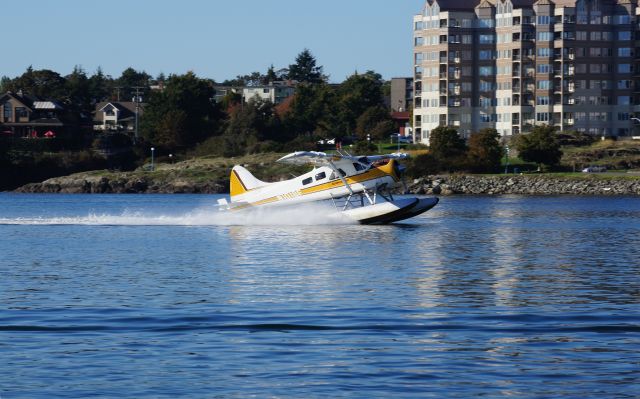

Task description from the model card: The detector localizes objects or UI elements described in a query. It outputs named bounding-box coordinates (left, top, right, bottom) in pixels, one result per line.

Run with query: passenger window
left=315, top=172, right=326, bottom=180
left=302, top=177, right=313, bottom=185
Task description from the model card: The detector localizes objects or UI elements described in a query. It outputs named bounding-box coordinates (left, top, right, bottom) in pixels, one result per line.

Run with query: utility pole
left=114, top=86, right=123, bottom=101
left=132, top=86, right=144, bottom=142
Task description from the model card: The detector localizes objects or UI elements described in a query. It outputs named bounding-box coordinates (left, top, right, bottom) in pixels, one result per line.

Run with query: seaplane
left=217, top=150, right=438, bottom=224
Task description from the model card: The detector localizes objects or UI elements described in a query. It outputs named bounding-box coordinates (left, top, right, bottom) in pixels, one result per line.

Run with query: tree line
left=408, top=124, right=563, bottom=175
left=1, top=50, right=397, bottom=157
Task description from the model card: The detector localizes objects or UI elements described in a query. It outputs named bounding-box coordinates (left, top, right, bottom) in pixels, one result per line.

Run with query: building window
left=618, top=31, right=631, bottom=41
left=536, top=112, right=549, bottom=122
left=618, top=48, right=632, bottom=57
left=3, top=103, right=12, bottom=122
left=537, top=48, right=551, bottom=57
left=479, top=34, right=495, bottom=44
left=15, top=107, right=27, bottom=119
left=537, top=31, right=553, bottom=41
left=536, top=64, right=551, bottom=74
left=536, top=15, right=551, bottom=25
left=617, top=96, right=631, bottom=105
left=618, top=80, right=632, bottom=89
left=477, top=19, right=495, bottom=28
left=479, top=66, right=495, bottom=76
left=537, top=80, right=551, bottom=90
left=618, top=64, right=632, bottom=73
left=536, top=96, right=550, bottom=105
left=614, top=15, right=631, bottom=25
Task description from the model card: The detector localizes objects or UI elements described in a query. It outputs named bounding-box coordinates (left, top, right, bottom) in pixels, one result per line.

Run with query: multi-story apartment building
left=413, top=0, right=638, bottom=144
left=390, top=77, right=414, bottom=112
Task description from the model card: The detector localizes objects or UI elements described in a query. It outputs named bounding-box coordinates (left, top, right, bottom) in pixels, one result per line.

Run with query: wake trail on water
left=0, top=202, right=356, bottom=226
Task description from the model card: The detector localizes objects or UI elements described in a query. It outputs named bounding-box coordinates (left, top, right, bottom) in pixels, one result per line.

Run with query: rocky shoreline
left=13, top=172, right=640, bottom=195
left=15, top=174, right=227, bottom=194
left=406, top=175, right=640, bottom=196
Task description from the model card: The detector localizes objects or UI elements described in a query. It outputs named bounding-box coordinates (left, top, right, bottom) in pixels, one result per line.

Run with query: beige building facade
left=413, top=0, right=638, bottom=143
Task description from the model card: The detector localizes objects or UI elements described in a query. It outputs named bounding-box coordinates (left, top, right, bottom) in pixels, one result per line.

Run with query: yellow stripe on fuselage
left=299, top=167, right=390, bottom=195
left=231, top=163, right=398, bottom=210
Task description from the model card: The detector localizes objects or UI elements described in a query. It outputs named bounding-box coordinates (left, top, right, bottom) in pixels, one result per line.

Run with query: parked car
left=390, top=133, right=412, bottom=144
left=582, top=166, right=607, bottom=173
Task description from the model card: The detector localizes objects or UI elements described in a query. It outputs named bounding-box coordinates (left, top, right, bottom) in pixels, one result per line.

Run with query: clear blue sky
left=3, top=0, right=422, bottom=83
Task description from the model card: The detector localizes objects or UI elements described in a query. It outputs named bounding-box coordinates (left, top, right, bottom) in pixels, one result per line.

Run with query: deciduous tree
left=515, top=124, right=563, bottom=168
left=142, top=72, right=221, bottom=150
left=466, top=128, right=503, bottom=173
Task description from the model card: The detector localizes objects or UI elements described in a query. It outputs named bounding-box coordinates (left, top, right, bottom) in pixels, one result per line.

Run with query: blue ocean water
left=0, top=193, right=638, bottom=398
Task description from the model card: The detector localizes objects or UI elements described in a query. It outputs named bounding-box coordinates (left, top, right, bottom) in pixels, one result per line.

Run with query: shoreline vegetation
left=14, top=154, right=640, bottom=195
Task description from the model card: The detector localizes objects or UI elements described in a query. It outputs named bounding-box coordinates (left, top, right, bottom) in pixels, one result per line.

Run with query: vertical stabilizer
left=230, top=165, right=267, bottom=199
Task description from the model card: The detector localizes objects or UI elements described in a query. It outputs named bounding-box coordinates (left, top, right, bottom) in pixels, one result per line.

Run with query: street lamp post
left=504, top=146, right=510, bottom=174
left=151, top=147, right=155, bottom=171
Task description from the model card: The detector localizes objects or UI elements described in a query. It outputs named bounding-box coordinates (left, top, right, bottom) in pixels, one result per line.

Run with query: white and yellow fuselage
left=229, top=159, right=400, bottom=210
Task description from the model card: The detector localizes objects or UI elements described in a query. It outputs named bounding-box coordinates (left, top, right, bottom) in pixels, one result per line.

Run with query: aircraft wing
left=276, top=151, right=333, bottom=165
left=277, top=151, right=409, bottom=165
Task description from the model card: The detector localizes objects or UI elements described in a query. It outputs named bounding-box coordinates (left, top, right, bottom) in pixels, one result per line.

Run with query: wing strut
left=328, top=160, right=354, bottom=195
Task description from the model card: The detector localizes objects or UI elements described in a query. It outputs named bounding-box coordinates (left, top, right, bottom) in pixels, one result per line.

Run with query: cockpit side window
left=330, top=169, right=346, bottom=180
left=353, top=163, right=365, bottom=172
left=302, top=177, right=313, bottom=185
left=315, top=171, right=326, bottom=181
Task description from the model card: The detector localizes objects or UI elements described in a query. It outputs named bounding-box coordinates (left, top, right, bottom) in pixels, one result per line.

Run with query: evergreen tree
left=287, top=49, right=325, bottom=84
left=11, top=66, right=66, bottom=99
left=65, top=65, right=92, bottom=113
left=263, top=65, right=278, bottom=84
left=88, top=67, right=111, bottom=104
left=115, top=67, right=151, bottom=101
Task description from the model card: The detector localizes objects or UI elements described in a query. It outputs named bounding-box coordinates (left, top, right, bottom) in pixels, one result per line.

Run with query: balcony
left=439, top=72, right=447, bottom=79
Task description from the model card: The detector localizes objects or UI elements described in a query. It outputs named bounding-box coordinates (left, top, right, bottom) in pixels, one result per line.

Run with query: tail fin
left=230, top=165, right=267, bottom=199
